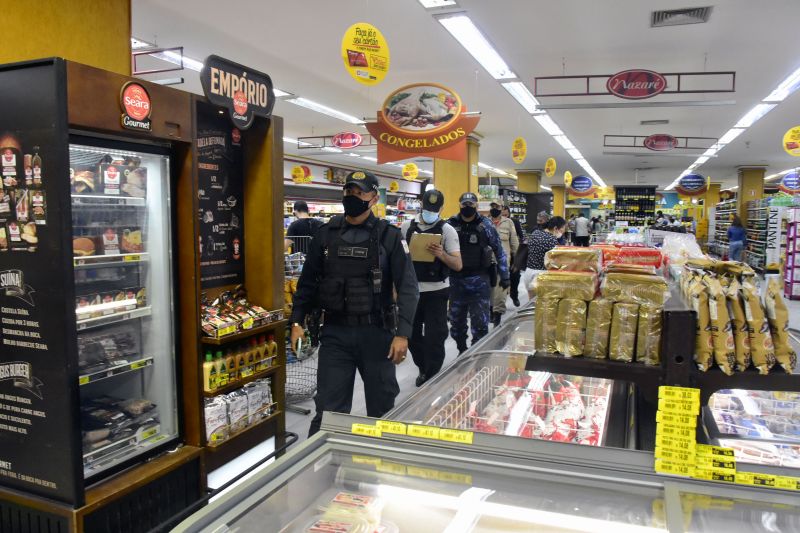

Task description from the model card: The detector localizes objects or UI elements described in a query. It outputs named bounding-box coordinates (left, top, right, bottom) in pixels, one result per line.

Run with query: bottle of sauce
left=256, top=335, right=268, bottom=371
left=215, top=350, right=228, bottom=387
left=267, top=335, right=278, bottom=367
left=203, top=350, right=217, bottom=392
left=225, top=348, right=236, bottom=383
left=237, top=343, right=249, bottom=379
left=246, top=338, right=258, bottom=376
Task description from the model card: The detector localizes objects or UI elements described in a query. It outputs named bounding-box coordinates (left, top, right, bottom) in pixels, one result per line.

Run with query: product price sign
left=512, top=137, right=527, bottom=164
left=341, top=22, right=390, bottom=86
left=544, top=157, right=556, bottom=177
left=783, top=126, right=800, bottom=156
left=402, top=162, right=419, bottom=181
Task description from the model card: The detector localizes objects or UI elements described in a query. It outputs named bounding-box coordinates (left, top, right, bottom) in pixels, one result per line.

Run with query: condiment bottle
left=267, top=335, right=278, bottom=367
left=225, top=348, right=236, bottom=383
left=203, top=350, right=217, bottom=392
left=237, top=343, right=249, bottom=379
left=215, top=350, right=228, bottom=387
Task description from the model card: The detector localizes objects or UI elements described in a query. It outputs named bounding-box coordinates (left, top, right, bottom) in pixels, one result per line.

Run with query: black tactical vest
left=449, top=217, right=491, bottom=276
left=405, top=219, right=448, bottom=283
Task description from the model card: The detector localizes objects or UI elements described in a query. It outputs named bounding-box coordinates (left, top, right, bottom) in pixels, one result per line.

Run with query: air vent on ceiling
left=641, top=119, right=669, bottom=125
left=651, top=7, right=712, bottom=27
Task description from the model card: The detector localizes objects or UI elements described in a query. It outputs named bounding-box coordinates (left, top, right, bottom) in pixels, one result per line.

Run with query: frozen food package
left=325, top=492, right=385, bottom=530
left=204, top=397, right=228, bottom=445
left=635, top=304, right=662, bottom=365
left=584, top=298, right=613, bottom=359
left=765, top=278, right=797, bottom=373
left=555, top=299, right=587, bottom=357
left=689, top=277, right=713, bottom=371
left=534, top=298, right=560, bottom=353
left=609, top=303, right=638, bottom=362
left=613, top=247, right=663, bottom=268
left=532, top=271, right=597, bottom=301
left=722, top=277, right=752, bottom=371
left=604, top=264, right=658, bottom=276
left=544, top=247, right=602, bottom=272
left=225, top=390, right=249, bottom=434
left=703, top=275, right=736, bottom=375
left=741, top=279, right=776, bottom=374
left=601, top=272, right=670, bottom=306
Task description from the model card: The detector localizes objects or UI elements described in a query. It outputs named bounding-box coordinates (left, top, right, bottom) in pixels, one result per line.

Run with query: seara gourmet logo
left=607, top=69, right=667, bottom=99
left=120, top=82, right=152, bottom=132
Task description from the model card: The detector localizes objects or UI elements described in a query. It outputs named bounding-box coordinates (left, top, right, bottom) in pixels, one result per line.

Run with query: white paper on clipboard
left=408, top=233, right=442, bottom=262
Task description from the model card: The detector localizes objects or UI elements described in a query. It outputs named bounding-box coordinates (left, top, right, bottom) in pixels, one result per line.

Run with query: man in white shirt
left=401, top=189, right=462, bottom=386
left=573, top=213, right=591, bottom=246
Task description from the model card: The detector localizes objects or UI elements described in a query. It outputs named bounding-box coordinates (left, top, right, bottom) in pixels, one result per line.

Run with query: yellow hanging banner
left=341, top=23, right=390, bottom=86
left=291, top=165, right=312, bottom=184
left=783, top=125, right=800, bottom=156
left=512, top=137, right=527, bottom=164
left=402, top=163, right=419, bottom=181
left=564, top=170, right=573, bottom=187
left=544, top=157, right=556, bottom=177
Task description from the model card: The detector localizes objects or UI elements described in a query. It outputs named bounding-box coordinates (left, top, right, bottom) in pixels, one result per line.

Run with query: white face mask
left=421, top=210, right=439, bottom=224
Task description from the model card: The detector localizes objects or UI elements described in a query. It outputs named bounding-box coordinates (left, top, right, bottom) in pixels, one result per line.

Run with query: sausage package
left=765, top=278, right=797, bottom=373
left=688, top=277, right=713, bottom=371
left=601, top=272, right=670, bottom=306
left=534, top=298, right=560, bottom=353
left=584, top=298, right=613, bottom=359
left=703, top=275, right=735, bottom=375
left=636, top=304, right=662, bottom=366
left=721, top=277, right=752, bottom=372
left=533, top=271, right=598, bottom=301
left=555, top=299, right=587, bottom=357
left=609, top=303, right=638, bottom=362
left=544, top=247, right=602, bottom=273
left=741, top=279, right=776, bottom=375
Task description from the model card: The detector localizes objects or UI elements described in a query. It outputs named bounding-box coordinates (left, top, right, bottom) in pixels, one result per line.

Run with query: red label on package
left=104, top=166, right=120, bottom=195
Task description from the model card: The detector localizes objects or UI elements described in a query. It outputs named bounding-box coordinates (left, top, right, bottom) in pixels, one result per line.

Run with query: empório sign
left=200, top=55, right=275, bottom=130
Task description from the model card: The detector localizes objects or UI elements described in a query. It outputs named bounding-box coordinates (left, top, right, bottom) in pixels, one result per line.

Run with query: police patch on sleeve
left=401, top=239, right=410, bottom=254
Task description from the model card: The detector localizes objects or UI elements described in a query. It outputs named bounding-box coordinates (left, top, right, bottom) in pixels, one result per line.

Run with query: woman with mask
left=522, top=216, right=567, bottom=297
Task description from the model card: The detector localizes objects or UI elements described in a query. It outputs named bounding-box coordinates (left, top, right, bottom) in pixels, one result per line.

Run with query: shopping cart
left=591, top=230, right=609, bottom=244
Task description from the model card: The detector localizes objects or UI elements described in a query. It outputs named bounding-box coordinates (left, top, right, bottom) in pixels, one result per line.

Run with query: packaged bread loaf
left=688, top=276, right=713, bottom=371
left=703, top=275, right=736, bottom=375
left=614, top=247, right=663, bottom=268
left=591, top=244, right=620, bottom=265
left=601, top=272, right=670, bottom=306
left=605, top=264, right=658, bottom=276
left=534, top=298, right=560, bottom=353
left=609, top=303, right=638, bottom=362
left=741, top=279, right=776, bottom=375
left=636, top=304, right=662, bottom=365
left=533, top=271, right=598, bottom=301
left=721, top=277, right=752, bottom=372
left=584, top=298, right=613, bottom=359
left=765, top=278, right=797, bottom=373
left=555, top=299, right=587, bottom=357
left=544, top=247, right=602, bottom=273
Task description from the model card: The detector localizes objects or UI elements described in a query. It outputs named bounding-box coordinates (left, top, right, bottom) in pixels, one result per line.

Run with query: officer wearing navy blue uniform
left=448, top=192, right=510, bottom=353
left=290, top=171, right=419, bottom=436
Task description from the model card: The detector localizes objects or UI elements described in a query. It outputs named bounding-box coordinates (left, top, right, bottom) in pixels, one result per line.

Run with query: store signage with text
left=332, top=131, right=363, bottom=149
left=676, top=174, right=708, bottom=196
left=545, top=157, right=557, bottom=177
left=402, top=162, right=419, bottom=180
left=512, top=137, right=527, bottom=164
left=120, top=82, right=152, bottom=132
left=341, top=22, right=390, bottom=86
left=644, top=134, right=678, bottom=151
left=783, top=126, right=800, bottom=156
left=200, top=55, right=275, bottom=130
left=607, top=69, right=667, bottom=99
left=568, top=175, right=595, bottom=197
left=366, top=83, right=480, bottom=163
left=780, top=172, right=800, bottom=194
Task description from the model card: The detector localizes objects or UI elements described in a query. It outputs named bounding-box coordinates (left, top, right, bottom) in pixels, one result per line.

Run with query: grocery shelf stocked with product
left=501, top=188, right=528, bottom=228
left=614, top=186, right=656, bottom=226
left=786, top=210, right=800, bottom=299
left=709, top=198, right=737, bottom=259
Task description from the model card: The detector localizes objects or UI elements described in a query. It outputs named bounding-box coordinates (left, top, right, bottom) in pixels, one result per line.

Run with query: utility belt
left=323, top=305, right=398, bottom=332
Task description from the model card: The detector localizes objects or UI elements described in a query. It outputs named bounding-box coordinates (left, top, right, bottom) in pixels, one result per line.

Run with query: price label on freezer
left=776, top=476, right=800, bottom=491
left=656, top=424, right=695, bottom=439
left=376, top=420, right=407, bottom=435
left=376, top=461, right=407, bottom=476
left=130, top=360, right=149, bottom=370
left=654, top=447, right=695, bottom=464
left=656, top=411, right=697, bottom=428
left=79, top=376, right=90, bottom=386
left=655, top=434, right=695, bottom=452
left=693, top=468, right=735, bottom=483
left=658, top=386, right=700, bottom=402
left=657, top=397, right=700, bottom=415
left=351, top=455, right=383, bottom=467
left=696, top=455, right=736, bottom=473
left=351, top=423, right=382, bottom=438
left=696, top=444, right=734, bottom=458
left=654, top=459, right=694, bottom=477
left=438, top=428, right=474, bottom=445
left=123, top=254, right=141, bottom=262
left=407, top=424, right=441, bottom=440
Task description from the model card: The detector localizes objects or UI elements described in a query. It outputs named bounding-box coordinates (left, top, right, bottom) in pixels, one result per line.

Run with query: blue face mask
left=421, top=210, right=439, bottom=224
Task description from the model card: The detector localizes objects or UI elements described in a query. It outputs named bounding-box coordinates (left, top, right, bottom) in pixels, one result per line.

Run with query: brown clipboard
left=408, top=233, right=442, bottom=262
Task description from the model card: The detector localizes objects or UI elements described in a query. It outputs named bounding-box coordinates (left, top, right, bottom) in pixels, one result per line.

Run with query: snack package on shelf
left=604, top=264, right=658, bottom=276
left=703, top=275, right=736, bottom=375
left=635, top=304, right=662, bottom=365
left=534, top=298, right=559, bottom=353
left=555, top=299, right=587, bottom=357
left=609, top=303, right=638, bottom=362
left=584, top=299, right=613, bottom=359
left=721, top=277, right=752, bottom=372
left=601, top=272, right=670, bottom=306
left=204, top=397, right=229, bottom=446
left=689, top=276, right=714, bottom=371
left=741, top=279, right=776, bottom=374
left=765, top=278, right=797, bottom=373
left=200, top=286, right=282, bottom=338
left=225, top=389, right=249, bottom=434
left=544, top=247, right=602, bottom=273
left=532, top=271, right=598, bottom=301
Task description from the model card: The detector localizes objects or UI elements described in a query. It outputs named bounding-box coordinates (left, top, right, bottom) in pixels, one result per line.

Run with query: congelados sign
left=366, top=83, right=480, bottom=163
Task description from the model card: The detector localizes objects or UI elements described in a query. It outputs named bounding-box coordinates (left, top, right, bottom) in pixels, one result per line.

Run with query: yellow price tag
left=693, top=468, right=735, bottom=483
left=735, top=472, right=754, bottom=485
left=655, top=459, right=694, bottom=477
left=657, top=397, right=700, bottom=415
left=376, top=461, right=407, bottom=476
left=752, top=473, right=777, bottom=487
left=242, top=317, right=254, bottom=329
left=656, top=411, right=697, bottom=428
left=658, top=386, right=700, bottom=401
left=377, top=420, right=407, bottom=435
left=351, top=455, right=382, bottom=467
left=140, top=427, right=158, bottom=440
left=695, top=456, right=736, bottom=473
left=124, top=254, right=141, bottom=262
left=776, top=476, right=800, bottom=491
left=656, top=424, right=695, bottom=440
left=655, top=434, right=696, bottom=453
left=131, top=360, right=148, bottom=370
left=436, top=471, right=473, bottom=485
left=79, top=376, right=90, bottom=385
left=696, top=444, right=735, bottom=458
left=407, top=424, right=441, bottom=440
left=406, top=465, right=441, bottom=481
left=654, top=447, right=695, bottom=464
left=438, top=428, right=474, bottom=445
left=351, top=423, right=382, bottom=438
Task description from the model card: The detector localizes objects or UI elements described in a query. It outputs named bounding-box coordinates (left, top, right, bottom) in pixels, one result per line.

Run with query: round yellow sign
left=402, top=163, right=419, bottom=181
left=389, top=180, right=400, bottom=193
left=512, top=137, right=527, bottom=164
left=783, top=126, right=800, bottom=156
left=564, top=170, right=573, bottom=187
left=291, top=165, right=311, bottom=183
left=545, top=157, right=557, bottom=177
left=341, top=22, right=390, bottom=86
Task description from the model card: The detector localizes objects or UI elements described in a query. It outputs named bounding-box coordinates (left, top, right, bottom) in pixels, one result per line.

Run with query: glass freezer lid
left=474, top=313, right=535, bottom=354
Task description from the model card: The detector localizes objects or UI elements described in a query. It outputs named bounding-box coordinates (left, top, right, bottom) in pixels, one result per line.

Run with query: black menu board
left=196, top=101, right=245, bottom=289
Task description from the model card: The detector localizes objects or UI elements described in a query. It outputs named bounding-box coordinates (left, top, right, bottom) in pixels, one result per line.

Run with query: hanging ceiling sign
left=291, top=165, right=313, bottom=184
left=783, top=126, right=800, bottom=156
left=200, top=55, right=275, bottom=130
left=402, top=162, right=419, bottom=181
left=604, top=134, right=716, bottom=151
left=606, top=69, right=667, bottom=99
left=120, top=82, right=152, bottom=132
left=644, top=134, right=679, bottom=151
left=512, top=137, right=527, bottom=164
left=341, top=22, right=390, bottom=86
left=544, top=157, right=557, bottom=177
left=568, top=175, right=595, bottom=197
left=779, top=172, right=800, bottom=194
left=332, top=131, right=363, bottom=149
left=675, top=174, right=708, bottom=196
left=388, top=180, right=400, bottom=193
left=564, top=170, right=573, bottom=187
left=366, top=83, right=480, bottom=163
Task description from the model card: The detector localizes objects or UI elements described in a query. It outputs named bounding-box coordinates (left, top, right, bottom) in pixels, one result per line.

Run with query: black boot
left=415, top=373, right=427, bottom=387
left=456, top=342, right=468, bottom=355
left=492, top=312, right=502, bottom=327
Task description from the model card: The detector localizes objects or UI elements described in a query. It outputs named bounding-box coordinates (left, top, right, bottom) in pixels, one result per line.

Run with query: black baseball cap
left=459, top=192, right=478, bottom=206
left=422, top=189, right=445, bottom=212
left=344, top=170, right=380, bottom=193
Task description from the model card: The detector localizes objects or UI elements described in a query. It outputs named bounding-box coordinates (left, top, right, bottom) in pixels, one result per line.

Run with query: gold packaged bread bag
left=688, top=276, right=714, bottom=371
left=703, top=275, right=736, bottom=375
left=533, top=271, right=597, bottom=301
left=584, top=298, right=613, bottom=359
left=605, top=264, right=658, bottom=276
left=685, top=258, right=719, bottom=271
left=609, top=303, right=638, bottom=362
left=601, top=272, right=670, bottom=306
left=741, top=279, right=776, bottom=374
left=721, top=276, right=752, bottom=371
left=534, top=298, right=560, bottom=353
left=635, top=304, right=662, bottom=365
left=544, top=247, right=603, bottom=273
left=765, top=278, right=797, bottom=373
left=556, top=299, right=587, bottom=357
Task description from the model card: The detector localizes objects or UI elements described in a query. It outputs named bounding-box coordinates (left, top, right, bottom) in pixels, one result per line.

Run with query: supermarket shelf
left=207, top=409, right=281, bottom=453
left=72, top=194, right=146, bottom=207
left=79, top=356, right=154, bottom=386
left=203, top=363, right=281, bottom=398
left=74, top=252, right=149, bottom=269
left=76, top=306, right=151, bottom=331
left=201, top=319, right=288, bottom=345
left=83, top=424, right=166, bottom=475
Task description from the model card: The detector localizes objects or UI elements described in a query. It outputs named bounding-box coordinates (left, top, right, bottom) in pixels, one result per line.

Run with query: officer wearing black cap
left=290, top=170, right=419, bottom=436
left=448, top=192, right=510, bottom=353
left=400, top=189, right=462, bottom=386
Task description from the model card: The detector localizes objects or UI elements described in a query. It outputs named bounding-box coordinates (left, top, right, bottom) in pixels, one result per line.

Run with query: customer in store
left=448, top=193, right=510, bottom=354
left=401, top=189, right=462, bottom=387
left=727, top=214, right=747, bottom=261
left=502, top=205, right=525, bottom=307
left=522, top=216, right=567, bottom=295
left=284, top=200, right=322, bottom=254
left=290, top=170, right=419, bottom=436
left=573, top=212, right=591, bottom=246
left=536, top=210, right=551, bottom=230
left=489, top=202, right=519, bottom=325
left=566, top=214, right=577, bottom=244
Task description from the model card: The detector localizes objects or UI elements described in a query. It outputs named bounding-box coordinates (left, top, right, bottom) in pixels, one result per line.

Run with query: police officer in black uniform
left=290, top=170, right=419, bottom=436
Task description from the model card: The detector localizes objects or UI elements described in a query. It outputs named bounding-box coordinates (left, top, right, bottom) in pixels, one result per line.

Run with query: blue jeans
left=729, top=241, right=744, bottom=261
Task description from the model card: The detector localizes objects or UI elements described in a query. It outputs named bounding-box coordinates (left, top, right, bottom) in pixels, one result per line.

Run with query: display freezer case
left=173, top=412, right=800, bottom=533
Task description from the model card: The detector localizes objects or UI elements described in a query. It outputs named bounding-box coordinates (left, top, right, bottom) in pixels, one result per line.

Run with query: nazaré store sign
left=675, top=173, right=707, bottom=196
left=779, top=172, right=800, bottom=194
left=568, top=175, right=595, bottom=197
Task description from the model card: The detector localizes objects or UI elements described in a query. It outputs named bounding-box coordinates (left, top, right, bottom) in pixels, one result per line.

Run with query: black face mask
left=490, top=208, right=502, bottom=218
left=460, top=205, right=477, bottom=218
left=343, top=194, right=371, bottom=217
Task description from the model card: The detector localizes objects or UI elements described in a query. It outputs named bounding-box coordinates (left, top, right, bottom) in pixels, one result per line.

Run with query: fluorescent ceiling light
left=419, top=0, right=457, bottom=6
left=282, top=137, right=314, bottom=147
left=763, top=65, right=800, bottom=102
left=694, top=156, right=710, bottom=165
left=552, top=135, right=575, bottom=150
left=152, top=49, right=204, bottom=72
left=287, top=97, right=364, bottom=124
left=477, top=162, right=491, bottom=169
left=702, top=147, right=719, bottom=157
left=321, top=146, right=342, bottom=153
left=734, top=103, right=776, bottom=128
left=567, top=148, right=583, bottom=159
left=436, top=15, right=516, bottom=79
left=501, top=82, right=540, bottom=113
left=717, top=128, right=745, bottom=145
left=344, top=153, right=361, bottom=157
left=534, top=114, right=563, bottom=136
